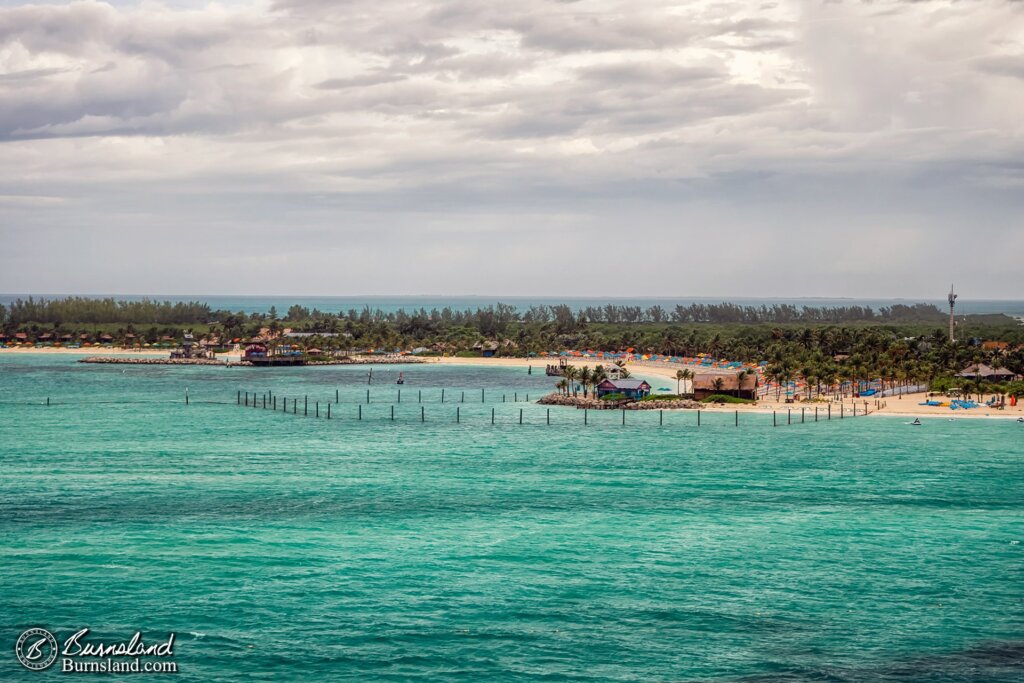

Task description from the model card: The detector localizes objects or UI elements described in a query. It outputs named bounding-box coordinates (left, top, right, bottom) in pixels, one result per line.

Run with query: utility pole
left=948, top=284, right=957, bottom=343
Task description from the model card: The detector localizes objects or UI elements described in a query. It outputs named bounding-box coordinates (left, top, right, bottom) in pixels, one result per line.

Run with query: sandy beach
left=3, top=348, right=1020, bottom=420
left=421, top=356, right=1024, bottom=420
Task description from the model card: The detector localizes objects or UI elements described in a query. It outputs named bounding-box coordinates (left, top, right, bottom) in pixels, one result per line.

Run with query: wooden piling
left=547, top=409, right=550, bottom=425
left=735, top=410, right=739, bottom=427
left=366, top=389, right=370, bottom=404
left=327, top=403, right=331, bottom=419
left=441, top=388, right=445, bottom=403
left=584, top=409, right=588, bottom=426
left=802, top=408, right=805, bottom=424
left=398, top=389, right=401, bottom=403
left=237, top=390, right=241, bottom=405
left=697, top=410, right=701, bottom=427
left=788, top=409, right=791, bottom=425
left=461, top=391, right=465, bottom=403
left=358, top=404, right=362, bottom=420
left=457, top=406, right=460, bottom=423
left=481, top=388, right=485, bottom=402
left=773, top=410, right=777, bottom=427
left=304, top=396, right=308, bottom=416
left=491, top=407, right=495, bottom=424
left=391, top=405, right=395, bottom=421
left=316, top=402, right=319, bottom=418
left=336, top=389, right=339, bottom=403
left=660, top=410, right=663, bottom=426
left=519, top=408, right=523, bottom=424
left=621, top=409, right=625, bottom=425
left=421, top=406, right=425, bottom=422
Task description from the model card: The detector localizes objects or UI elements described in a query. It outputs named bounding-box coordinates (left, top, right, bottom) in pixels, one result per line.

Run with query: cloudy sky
left=1, top=0, right=1022, bottom=298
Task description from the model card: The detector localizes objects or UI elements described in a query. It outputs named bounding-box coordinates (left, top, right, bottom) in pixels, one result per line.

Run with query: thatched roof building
left=957, top=364, right=1016, bottom=382
left=692, top=372, right=758, bottom=400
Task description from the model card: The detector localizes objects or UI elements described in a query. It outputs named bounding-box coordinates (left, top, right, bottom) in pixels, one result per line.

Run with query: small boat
left=1017, top=417, right=1023, bottom=423
left=396, top=372, right=405, bottom=385
left=911, top=418, right=922, bottom=426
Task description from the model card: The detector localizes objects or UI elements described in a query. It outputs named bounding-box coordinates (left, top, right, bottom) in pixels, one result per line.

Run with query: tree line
left=1, top=297, right=955, bottom=330
left=2, top=297, right=213, bottom=325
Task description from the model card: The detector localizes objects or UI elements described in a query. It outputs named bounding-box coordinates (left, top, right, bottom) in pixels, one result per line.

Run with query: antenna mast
left=947, top=285, right=957, bottom=342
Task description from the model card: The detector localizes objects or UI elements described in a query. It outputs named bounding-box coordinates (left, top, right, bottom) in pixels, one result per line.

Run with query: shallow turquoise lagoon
left=1, top=355, right=1022, bottom=681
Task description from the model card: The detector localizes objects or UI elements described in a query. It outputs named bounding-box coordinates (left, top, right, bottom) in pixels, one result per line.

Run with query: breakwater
left=78, top=357, right=231, bottom=366
left=234, top=387, right=870, bottom=427
left=537, top=393, right=704, bottom=410
left=77, top=356, right=426, bottom=366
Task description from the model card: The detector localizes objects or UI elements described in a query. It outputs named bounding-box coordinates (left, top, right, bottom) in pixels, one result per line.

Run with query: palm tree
left=712, top=377, right=725, bottom=393
left=556, top=378, right=569, bottom=396
left=562, top=365, right=579, bottom=397
left=736, top=369, right=750, bottom=398
left=579, top=366, right=593, bottom=398
left=675, top=369, right=686, bottom=395
left=800, top=365, right=815, bottom=400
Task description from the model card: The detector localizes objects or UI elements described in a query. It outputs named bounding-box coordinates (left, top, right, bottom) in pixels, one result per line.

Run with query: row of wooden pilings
left=239, top=388, right=531, bottom=405
left=236, top=390, right=868, bottom=425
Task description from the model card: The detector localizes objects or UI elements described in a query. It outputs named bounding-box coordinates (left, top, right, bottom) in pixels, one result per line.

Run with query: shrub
left=701, top=394, right=755, bottom=404
left=639, top=394, right=692, bottom=401
left=928, top=376, right=958, bottom=393
left=599, top=392, right=627, bottom=401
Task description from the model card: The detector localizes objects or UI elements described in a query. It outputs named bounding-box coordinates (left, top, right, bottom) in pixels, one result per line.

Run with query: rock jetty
left=77, top=355, right=427, bottom=366
left=79, top=357, right=230, bottom=366
left=537, top=393, right=704, bottom=410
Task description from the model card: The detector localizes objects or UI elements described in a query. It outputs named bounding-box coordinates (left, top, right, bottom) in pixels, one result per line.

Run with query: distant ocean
left=3, top=294, right=1024, bottom=317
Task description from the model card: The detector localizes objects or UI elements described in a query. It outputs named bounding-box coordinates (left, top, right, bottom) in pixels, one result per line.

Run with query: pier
left=231, top=386, right=875, bottom=428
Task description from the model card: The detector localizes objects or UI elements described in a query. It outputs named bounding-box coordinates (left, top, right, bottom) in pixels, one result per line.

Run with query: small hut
left=473, top=341, right=500, bottom=357
left=596, top=378, right=652, bottom=400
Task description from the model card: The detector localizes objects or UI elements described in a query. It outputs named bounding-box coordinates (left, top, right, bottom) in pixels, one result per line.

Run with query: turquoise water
left=1, top=355, right=1022, bottom=681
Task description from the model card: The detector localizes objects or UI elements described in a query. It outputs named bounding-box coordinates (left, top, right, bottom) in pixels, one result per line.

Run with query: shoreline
left=3, top=348, right=1021, bottom=420
left=422, top=357, right=1024, bottom=420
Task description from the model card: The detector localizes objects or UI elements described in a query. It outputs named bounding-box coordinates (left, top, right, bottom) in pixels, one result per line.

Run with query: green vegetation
left=701, top=394, right=756, bottom=404
left=639, top=394, right=694, bottom=402
left=3, top=298, right=1022, bottom=401
left=599, top=393, right=627, bottom=402
left=4, top=297, right=211, bottom=325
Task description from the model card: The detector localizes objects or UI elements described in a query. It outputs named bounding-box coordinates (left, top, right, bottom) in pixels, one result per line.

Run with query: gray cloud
left=0, top=0, right=1022, bottom=297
